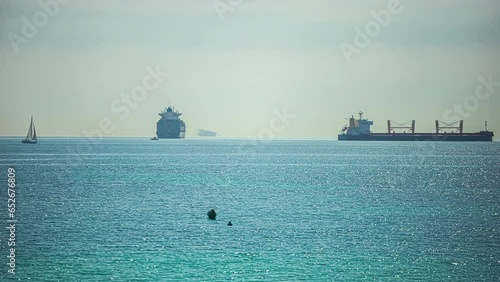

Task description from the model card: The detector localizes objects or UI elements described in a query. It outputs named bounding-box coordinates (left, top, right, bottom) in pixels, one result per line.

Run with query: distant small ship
left=197, top=129, right=217, bottom=137
left=338, top=112, right=494, bottom=142
left=22, top=116, right=38, bottom=144
left=156, top=106, right=186, bottom=139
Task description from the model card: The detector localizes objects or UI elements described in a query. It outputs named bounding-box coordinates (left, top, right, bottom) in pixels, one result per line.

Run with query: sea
left=0, top=137, right=499, bottom=281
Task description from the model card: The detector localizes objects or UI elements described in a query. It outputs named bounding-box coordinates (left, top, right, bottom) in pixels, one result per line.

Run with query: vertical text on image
left=6, top=168, right=17, bottom=275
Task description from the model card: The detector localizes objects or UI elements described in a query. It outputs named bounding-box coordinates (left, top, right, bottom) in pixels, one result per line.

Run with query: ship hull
left=156, top=120, right=186, bottom=139
left=197, top=131, right=216, bottom=137
left=338, top=133, right=493, bottom=142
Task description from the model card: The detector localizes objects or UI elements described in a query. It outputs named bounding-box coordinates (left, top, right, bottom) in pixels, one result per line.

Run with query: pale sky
left=1, top=0, right=499, bottom=138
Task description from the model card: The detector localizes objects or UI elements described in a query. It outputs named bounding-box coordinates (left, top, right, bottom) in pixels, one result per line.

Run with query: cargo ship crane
left=387, top=120, right=415, bottom=134
left=435, top=120, right=463, bottom=134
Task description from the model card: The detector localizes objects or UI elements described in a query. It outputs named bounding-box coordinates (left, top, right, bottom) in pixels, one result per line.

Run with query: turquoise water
left=1, top=138, right=499, bottom=281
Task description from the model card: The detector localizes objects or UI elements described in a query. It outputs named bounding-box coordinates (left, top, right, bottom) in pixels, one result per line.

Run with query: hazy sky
left=1, top=0, right=499, bottom=138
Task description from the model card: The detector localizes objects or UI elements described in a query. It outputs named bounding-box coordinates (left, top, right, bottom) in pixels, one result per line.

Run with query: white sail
left=32, top=119, right=37, bottom=140
left=26, top=116, right=33, bottom=139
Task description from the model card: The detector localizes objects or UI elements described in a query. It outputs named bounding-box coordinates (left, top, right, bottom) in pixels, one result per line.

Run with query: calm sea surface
left=0, top=138, right=499, bottom=281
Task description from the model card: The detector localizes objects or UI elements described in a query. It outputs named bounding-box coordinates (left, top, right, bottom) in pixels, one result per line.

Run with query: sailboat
left=22, top=116, right=38, bottom=144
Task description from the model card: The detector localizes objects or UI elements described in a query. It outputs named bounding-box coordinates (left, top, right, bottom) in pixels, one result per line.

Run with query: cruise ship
left=338, top=112, right=493, bottom=142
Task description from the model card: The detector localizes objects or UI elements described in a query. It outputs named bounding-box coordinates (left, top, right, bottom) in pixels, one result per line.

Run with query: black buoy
left=227, top=221, right=233, bottom=226
left=207, top=209, right=217, bottom=220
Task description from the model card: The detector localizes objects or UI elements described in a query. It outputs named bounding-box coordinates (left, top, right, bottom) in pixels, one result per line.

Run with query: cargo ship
left=156, top=106, right=186, bottom=139
left=197, top=129, right=217, bottom=137
left=338, top=112, right=494, bottom=142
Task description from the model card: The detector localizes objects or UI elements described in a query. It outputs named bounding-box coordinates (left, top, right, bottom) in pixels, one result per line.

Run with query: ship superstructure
left=338, top=112, right=493, bottom=142
left=341, top=112, right=373, bottom=136
left=156, top=107, right=186, bottom=139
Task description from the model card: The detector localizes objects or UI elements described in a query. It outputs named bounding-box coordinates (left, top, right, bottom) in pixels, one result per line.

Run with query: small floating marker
left=227, top=221, right=233, bottom=226
left=207, top=209, right=217, bottom=220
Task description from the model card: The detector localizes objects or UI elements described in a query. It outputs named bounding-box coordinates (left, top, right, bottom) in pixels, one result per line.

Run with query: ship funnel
left=349, top=116, right=355, bottom=128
